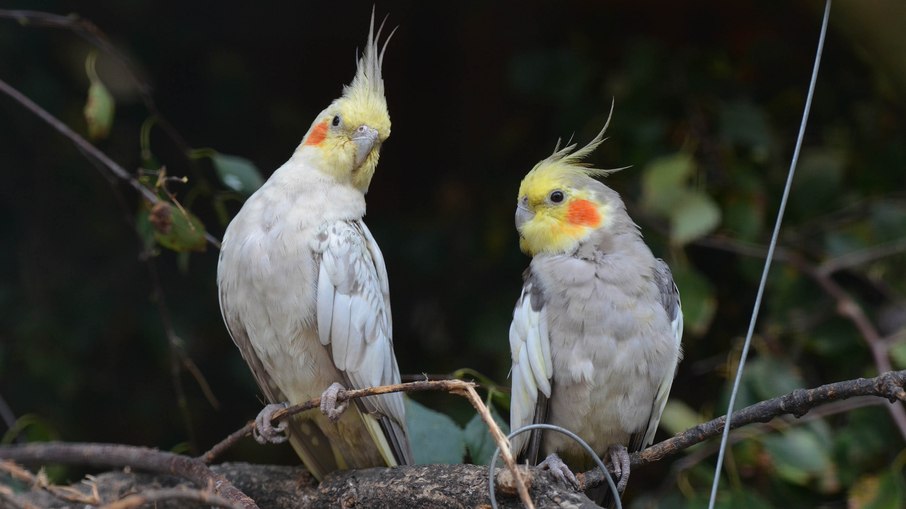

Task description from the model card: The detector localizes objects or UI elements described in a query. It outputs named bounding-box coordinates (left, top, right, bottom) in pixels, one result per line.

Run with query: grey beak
left=515, top=199, right=534, bottom=230
left=352, top=125, right=380, bottom=169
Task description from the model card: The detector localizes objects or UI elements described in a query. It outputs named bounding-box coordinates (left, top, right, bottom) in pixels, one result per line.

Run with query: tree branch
left=4, top=373, right=904, bottom=506
left=695, top=234, right=906, bottom=439
left=98, top=488, right=243, bottom=509
left=0, top=443, right=258, bottom=509
left=0, top=9, right=196, bottom=159
left=581, top=369, right=906, bottom=489
left=199, top=378, right=535, bottom=509
left=0, top=77, right=221, bottom=249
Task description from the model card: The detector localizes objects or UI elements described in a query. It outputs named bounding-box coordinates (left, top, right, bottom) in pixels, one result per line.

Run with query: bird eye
left=331, top=115, right=341, bottom=127
left=549, top=190, right=565, bottom=203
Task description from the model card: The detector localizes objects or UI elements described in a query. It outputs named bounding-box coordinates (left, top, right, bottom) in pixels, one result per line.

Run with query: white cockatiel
left=508, top=110, right=683, bottom=502
left=217, top=13, right=412, bottom=480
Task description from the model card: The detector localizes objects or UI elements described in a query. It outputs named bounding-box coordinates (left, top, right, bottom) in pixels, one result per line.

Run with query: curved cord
left=707, top=1, right=833, bottom=507
left=488, top=423, right=622, bottom=509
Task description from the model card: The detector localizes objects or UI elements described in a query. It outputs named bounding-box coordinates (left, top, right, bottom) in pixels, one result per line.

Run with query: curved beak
left=352, top=125, right=380, bottom=169
left=515, top=198, right=534, bottom=231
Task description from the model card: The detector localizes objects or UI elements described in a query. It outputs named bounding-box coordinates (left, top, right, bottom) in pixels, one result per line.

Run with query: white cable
left=707, top=1, right=832, bottom=507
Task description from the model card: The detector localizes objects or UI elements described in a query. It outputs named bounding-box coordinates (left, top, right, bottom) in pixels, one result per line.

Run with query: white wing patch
left=312, top=220, right=405, bottom=425
left=509, top=280, right=552, bottom=455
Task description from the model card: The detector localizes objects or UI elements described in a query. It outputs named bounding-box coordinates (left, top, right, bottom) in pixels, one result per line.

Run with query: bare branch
left=581, top=370, right=906, bottom=489
left=817, top=237, right=906, bottom=275
left=99, top=488, right=243, bottom=509
left=453, top=383, right=534, bottom=509
left=695, top=234, right=906, bottom=439
left=0, top=77, right=221, bottom=249
left=0, top=443, right=258, bottom=509
left=202, top=379, right=481, bottom=463
left=0, top=9, right=194, bottom=156
left=0, top=460, right=99, bottom=505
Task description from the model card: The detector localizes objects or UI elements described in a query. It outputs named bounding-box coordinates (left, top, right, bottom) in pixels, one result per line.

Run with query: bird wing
left=508, top=268, right=553, bottom=462
left=218, top=278, right=339, bottom=479
left=629, top=258, right=683, bottom=452
left=314, top=219, right=413, bottom=466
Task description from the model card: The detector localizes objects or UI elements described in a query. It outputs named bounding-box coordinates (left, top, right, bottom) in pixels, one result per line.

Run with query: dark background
left=2, top=1, right=906, bottom=507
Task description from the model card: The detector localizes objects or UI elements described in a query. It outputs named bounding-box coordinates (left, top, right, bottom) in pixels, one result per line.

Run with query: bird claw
left=606, top=444, right=631, bottom=492
left=253, top=402, right=289, bottom=444
left=320, top=382, right=349, bottom=423
left=538, top=453, right=579, bottom=489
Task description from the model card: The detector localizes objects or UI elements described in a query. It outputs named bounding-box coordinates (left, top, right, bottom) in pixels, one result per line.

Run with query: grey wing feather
left=218, top=287, right=339, bottom=478
left=509, top=268, right=553, bottom=462
left=314, top=220, right=413, bottom=465
left=629, top=258, right=683, bottom=452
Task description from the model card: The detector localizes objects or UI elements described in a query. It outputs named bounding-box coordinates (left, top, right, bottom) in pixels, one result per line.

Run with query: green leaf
left=891, top=338, right=906, bottom=370
left=463, top=402, right=509, bottom=465
left=671, top=263, right=716, bottom=336
left=640, top=153, right=695, bottom=217
left=659, top=400, right=701, bottom=437
left=405, top=397, right=465, bottom=465
left=670, top=191, right=722, bottom=245
left=761, top=428, right=832, bottom=486
left=142, top=202, right=207, bottom=253
left=211, top=153, right=264, bottom=196
left=745, top=358, right=805, bottom=401
left=84, top=79, right=115, bottom=141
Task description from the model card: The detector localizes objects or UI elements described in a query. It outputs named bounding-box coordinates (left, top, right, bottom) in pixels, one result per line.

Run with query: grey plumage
left=509, top=120, right=683, bottom=501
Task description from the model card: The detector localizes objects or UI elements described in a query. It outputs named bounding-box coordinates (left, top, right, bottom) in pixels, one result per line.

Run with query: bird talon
left=606, top=444, right=631, bottom=492
left=538, top=453, right=579, bottom=489
left=320, top=382, right=350, bottom=423
left=253, top=402, right=289, bottom=444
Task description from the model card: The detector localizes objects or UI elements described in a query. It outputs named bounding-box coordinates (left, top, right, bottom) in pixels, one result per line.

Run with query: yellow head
left=516, top=108, right=625, bottom=256
left=298, top=11, right=394, bottom=193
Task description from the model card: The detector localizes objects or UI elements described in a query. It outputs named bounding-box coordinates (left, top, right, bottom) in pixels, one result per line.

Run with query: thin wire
left=707, top=1, right=832, bottom=507
left=488, top=423, right=622, bottom=509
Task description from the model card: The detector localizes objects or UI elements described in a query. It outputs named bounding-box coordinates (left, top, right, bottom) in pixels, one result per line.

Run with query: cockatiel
left=217, top=12, right=412, bottom=480
left=508, top=109, right=682, bottom=502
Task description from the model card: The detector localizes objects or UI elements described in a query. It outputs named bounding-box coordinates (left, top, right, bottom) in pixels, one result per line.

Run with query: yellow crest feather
left=341, top=9, right=395, bottom=122
left=527, top=99, right=624, bottom=184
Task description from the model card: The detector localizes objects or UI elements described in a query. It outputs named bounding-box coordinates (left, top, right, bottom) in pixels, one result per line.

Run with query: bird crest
left=523, top=99, right=625, bottom=192
left=338, top=10, right=395, bottom=140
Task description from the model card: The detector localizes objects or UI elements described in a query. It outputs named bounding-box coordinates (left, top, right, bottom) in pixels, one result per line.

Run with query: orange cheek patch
left=566, top=199, right=602, bottom=227
left=304, top=121, right=328, bottom=146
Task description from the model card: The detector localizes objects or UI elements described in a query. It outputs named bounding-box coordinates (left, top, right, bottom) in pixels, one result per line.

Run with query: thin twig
left=581, top=370, right=906, bottom=488
left=0, top=460, right=100, bottom=505
left=790, top=256, right=906, bottom=439
left=670, top=396, right=885, bottom=474
left=0, top=443, right=258, bottom=509
left=200, top=379, right=535, bottom=508
left=0, top=77, right=221, bottom=249
left=0, top=9, right=195, bottom=158
left=818, top=237, right=906, bottom=275
left=202, top=379, right=479, bottom=462
left=455, top=384, right=534, bottom=509
left=99, top=487, right=243, bottom=509
left=0, top=77, right=156, bottom=202
left=696, top=234, right=906, bottom=439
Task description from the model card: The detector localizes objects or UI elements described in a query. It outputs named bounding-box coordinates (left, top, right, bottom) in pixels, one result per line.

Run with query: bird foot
left=253, top=402, right=289, bottom=444
left=538, top=452, right=579, bottom=489
left=606, top=444, right=631, bottom=492
left=320, top=382, right=349, bottom=423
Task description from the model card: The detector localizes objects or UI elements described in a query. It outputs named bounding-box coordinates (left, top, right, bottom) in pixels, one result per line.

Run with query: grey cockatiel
left=217, top=13, right=412, bottom=480
left=508, top=112, right=683, bottom=503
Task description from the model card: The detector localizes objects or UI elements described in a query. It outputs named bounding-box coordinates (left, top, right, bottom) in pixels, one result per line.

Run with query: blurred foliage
left=2, top=1, right=906, bottom=507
